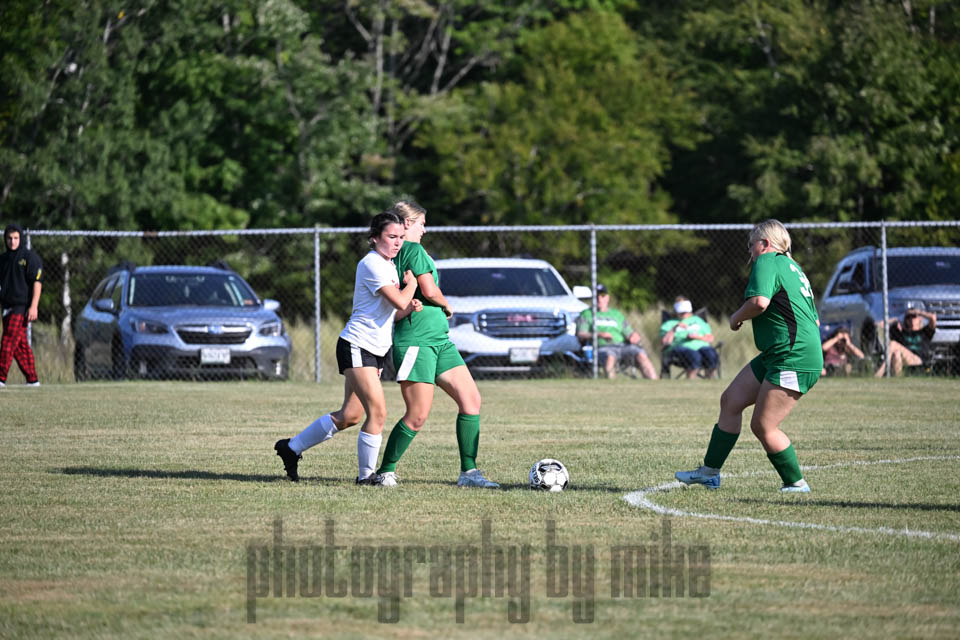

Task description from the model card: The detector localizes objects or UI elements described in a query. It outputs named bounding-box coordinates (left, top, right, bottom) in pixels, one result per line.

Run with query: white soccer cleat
left=457, top=468, right=500, bottom=488
left=675, top=465, right=721, bottom=490
left=376, top=471, right=400, bottom=487
left=780, top=479, right=811, bottom=493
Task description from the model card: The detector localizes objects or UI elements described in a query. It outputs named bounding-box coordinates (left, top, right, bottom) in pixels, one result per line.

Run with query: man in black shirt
left=0, top=224, right=43, bottom=386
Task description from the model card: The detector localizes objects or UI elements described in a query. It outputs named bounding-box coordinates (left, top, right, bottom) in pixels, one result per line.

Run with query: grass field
left=2, top=376, right=959, bottom=639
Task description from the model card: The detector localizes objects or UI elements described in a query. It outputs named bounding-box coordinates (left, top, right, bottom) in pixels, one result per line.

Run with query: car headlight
left=260, top=321, right=283, bottom=337
left=449, top=313, right=475, bottom=330
left=130, top=318, right=169, bottom=334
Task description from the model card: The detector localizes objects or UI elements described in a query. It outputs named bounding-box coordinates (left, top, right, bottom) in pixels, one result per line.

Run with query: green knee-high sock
left=377, top=420, right=418, bottom=473
left=455, top=413, right=480, bottom=472
left=767, top=444, right=803, bottom=485
left=703, top=424, right=740, bottom=470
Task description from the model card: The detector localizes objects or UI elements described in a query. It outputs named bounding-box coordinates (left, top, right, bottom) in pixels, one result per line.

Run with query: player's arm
left=395, top=298, right=423, bottom=321
left=378, top=270, right=418, bottom=311
left=416, top=272, right=453, bottom=318
left=729, top=296, right=769, bottom=331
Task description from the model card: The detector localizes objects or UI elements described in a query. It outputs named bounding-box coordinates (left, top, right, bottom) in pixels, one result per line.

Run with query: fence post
left=589, top=225, right=598, bottom=379
left=880, top=221, right=889, bottom=377
left=314, top=226, right=322, bottom=383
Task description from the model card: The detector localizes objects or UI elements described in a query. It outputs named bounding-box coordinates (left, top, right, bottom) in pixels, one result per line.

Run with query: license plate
left=200, top=347, right=231, bottom=365
left=509, top=347, right=539, bottom=364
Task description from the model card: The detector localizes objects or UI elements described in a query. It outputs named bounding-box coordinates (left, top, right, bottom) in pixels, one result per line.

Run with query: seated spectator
left=874, top=308, right=936, bottom=377
left=659, top=295, right=719, bottom=379
left=821, top=327, right=865, bottom=376
left=576, top=284, right=658, bottom=380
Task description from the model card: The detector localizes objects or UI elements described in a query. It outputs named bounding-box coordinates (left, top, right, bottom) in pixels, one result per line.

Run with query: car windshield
left=880, top=255, right=960, bottom=288
left=438, top=267, right=568, bottom=297
left=129, top=273, right=259, bottom=307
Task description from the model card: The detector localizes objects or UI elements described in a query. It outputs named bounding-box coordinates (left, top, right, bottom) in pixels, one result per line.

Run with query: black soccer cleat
left=274, top=439, right=301, bottom=482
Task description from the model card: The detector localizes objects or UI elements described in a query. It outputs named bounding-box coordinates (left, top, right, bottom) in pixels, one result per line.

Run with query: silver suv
left=435, top=258, right=590, bottom=375
left=74, top=263, right=292, bottom=380
left=818, top=246, right=960, bottom=369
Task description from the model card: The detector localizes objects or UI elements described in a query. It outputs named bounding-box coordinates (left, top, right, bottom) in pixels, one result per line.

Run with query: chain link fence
left=13, top=221, right=960, bottom=384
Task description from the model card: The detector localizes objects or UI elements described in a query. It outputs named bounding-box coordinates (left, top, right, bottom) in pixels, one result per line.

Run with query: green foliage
left=417, top=11, right=703, bottom=228
left=667, top=0, right=960, bottom=223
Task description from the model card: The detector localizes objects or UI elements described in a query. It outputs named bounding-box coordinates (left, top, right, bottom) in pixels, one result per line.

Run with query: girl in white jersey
left=274, top=211, right=420, bottom=484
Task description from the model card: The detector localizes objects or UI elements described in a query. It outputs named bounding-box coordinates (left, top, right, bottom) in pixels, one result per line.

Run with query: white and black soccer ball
left=529, top=458, right=569, bottom=492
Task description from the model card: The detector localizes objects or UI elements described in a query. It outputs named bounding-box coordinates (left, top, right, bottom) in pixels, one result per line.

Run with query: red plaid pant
left=0, top=312, right=38, bottom=383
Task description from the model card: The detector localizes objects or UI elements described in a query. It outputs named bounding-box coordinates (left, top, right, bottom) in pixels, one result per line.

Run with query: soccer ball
left=529, top=458, right=569, bottom=492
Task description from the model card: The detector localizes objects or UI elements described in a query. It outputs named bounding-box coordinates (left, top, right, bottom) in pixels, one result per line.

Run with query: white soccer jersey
left=339, top=250, right=401, bottom=356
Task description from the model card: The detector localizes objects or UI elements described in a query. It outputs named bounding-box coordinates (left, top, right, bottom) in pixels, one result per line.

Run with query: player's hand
left=27, top=308, right=38, bottom=323
left=411, top=300, right=423, bottom=313
left=403, top=270, right=417, bottom=287
left=443, top=305, right=454, bottom=318
left=730, top=319, right=742, bottom=331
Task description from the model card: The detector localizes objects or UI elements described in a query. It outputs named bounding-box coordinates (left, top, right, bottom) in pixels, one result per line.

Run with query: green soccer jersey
left=576, top=308, right=632, bottom=346
left=392, top=242, right=450, bottom=347
left=744, top=252, right=823, bottom=372
left=659, top=315, right=712, bottom=352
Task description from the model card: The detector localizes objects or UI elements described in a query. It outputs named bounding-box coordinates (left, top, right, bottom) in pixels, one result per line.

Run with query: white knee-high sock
left=289, top=414, right=338, bottom=455
left=357, top=430, right=383, bottom=480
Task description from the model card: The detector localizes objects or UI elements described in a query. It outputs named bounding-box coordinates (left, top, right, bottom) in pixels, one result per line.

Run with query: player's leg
left=376, top=380, right=434, bottom=481
left=275, top=339, right=370, bottom=482
left=377, top=345, right=439, bottom=484
left=346, top=365, right=390, bottom=483
left=751, top=380, right=809, bottom=492
left=435, top=346, right=497, bottom=488
left=676, top=360, right=761, bottom=489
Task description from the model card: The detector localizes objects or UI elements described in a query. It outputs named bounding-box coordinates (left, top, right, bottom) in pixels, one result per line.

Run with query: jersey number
left=789, top=264, right=814, bottom=298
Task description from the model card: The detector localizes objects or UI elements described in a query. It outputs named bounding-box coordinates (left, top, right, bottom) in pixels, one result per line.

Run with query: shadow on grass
left=57, top=466, right=341, bottom=484
left=56, top=468, right=634, bottom=492
left=737, top=497, right=960, bottom=512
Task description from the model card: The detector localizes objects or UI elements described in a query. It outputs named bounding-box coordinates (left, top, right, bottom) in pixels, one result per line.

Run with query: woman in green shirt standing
left=376, top=200, right=499, bottom=489
left=676, top=219, right=822, bottom=493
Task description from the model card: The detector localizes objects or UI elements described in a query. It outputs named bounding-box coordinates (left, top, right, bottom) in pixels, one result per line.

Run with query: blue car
left=74, top=263, right=291, bottom=381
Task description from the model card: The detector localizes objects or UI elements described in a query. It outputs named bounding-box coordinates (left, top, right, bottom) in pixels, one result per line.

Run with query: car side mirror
left=572, top=285, right=592, bottom=299
left=93, top=298, right=116, bottom=313
left=263, top=299, right=281, bottom=313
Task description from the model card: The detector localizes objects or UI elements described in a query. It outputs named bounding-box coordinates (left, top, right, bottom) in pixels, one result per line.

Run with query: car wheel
left=74, top=344, right=89, bottom=382
left=276, top=356, right=289, bottom=381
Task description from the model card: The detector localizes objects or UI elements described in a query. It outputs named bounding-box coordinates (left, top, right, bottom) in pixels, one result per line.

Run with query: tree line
left=3, top=1, right=960, bottom=333
left=4, top=0, right=959, bottom=231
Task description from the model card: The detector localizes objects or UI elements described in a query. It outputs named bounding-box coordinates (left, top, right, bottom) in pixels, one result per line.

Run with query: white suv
left=435, top=258, right=590, bottom=375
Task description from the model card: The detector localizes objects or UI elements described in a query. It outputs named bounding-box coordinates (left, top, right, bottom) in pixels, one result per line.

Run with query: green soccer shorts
left=393, top=341, right=466, bottom=383
left=750, top=355, right=820, bottom=395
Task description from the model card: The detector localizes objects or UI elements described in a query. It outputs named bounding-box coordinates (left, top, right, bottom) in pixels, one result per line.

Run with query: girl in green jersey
left=676, top=219, right=821, bottom=493
left=376, top=200, right=499, bottom=488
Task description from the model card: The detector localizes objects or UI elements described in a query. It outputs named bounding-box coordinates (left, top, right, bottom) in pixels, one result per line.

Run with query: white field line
left=623, top=455, right=960, bottom=542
